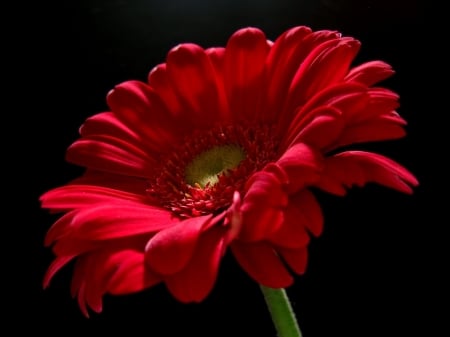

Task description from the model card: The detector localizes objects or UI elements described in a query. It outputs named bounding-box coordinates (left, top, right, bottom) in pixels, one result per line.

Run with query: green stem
left=260, top=286, right=303, bottom=337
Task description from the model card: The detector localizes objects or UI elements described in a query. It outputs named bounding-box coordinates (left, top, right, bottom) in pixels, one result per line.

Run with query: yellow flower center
left=185, top=145, right=246, bottom=188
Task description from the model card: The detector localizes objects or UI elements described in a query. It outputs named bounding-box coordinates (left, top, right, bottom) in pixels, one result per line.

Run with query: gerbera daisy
left=40, top=26, right=418, bottom=316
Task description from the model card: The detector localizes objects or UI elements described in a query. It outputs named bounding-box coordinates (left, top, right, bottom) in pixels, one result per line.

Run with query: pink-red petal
left=238, top=171, right=288, bottom=242
left=290, top=190, right=324, bottom=237
left=69, top=170, right=148, bottom=195
left=263, top=26, right=314, bottom=122
left=333, top=120, right=406, bottom=149
left=106, top=80, right=181, bottom=151
left=166, top=43, right=224, bottom=127
left=165, top=227, right=226, bottom=302
left=345, top=60, right=395, bottom=86
left=224, top=27, right=270, bottom=122
left=71, top=203, right=177, bottom=240
left=282, top=105, right=343, bottom=151
left=145, top=215, right=212, bottom=275
left=40, top=184, right=149, bottom=212
left=285, top=38, right=360, bottom=115
left=66, top=138, right=154, bottom=178
left=316, top=151, right=419, bottom=195
left=108, top=250, right=161, bottom=295
left=79, top=112, right=157, bottom=161
left=231, top=241, right=293, bottom=288
left=275, top=143, right=323, bottom=193
left=278, top=247, right=309, bottom=275
left=43, top=255, right=76, bottom=288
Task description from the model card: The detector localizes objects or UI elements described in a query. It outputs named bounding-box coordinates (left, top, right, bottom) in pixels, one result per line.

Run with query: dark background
left=18, top=0, right=436, bottom=336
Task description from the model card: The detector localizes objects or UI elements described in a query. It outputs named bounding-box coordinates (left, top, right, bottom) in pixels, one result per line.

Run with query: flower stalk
left=260, top=286, right=303, bottom=337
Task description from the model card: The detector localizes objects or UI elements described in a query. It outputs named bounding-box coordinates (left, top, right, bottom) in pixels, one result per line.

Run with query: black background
left=17, top=0, right=437, bottom=336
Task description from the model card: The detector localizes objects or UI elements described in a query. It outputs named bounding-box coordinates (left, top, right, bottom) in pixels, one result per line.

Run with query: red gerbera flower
left=40, top=26, right=418, bottom=316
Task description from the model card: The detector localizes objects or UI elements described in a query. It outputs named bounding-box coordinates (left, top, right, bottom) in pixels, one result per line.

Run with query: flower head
left=40, top=26, right=418, bottom=316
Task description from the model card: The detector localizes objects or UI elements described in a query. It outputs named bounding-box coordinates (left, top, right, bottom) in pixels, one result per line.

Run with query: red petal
left=147, top=64, right=188, bottom=125
left=145, top=215, right=212, bottom=275
left=206, top=47, right=230, bottom=122
left=313, top=85, right=369, bottom=123
left=79, top=112, right=157, bottom=160
left=231, top=241, right=293, bottom=288
left=106, top=80, right=181, bottom=151
left=65, top=239, right=160, bottom=315
left=224, top=27, right=270, bottom=122
left=286, top=38, right=361, bottom=115
left=51, top=237, right=98, bottom=257
left=333, top=120, right=406, bottom=149
left=293, top=82, right=366, bottom=121
left=71, top=203, right=177, bottom=240
left=273, top=30, right=343, bottom=130
left=276, top=143, right=323, bottom=193
left=345, top=60, right=395, bottom=86
left=43, top=210, right=76, bottom=246
left=70, top=258, right=89, bottom=316
left=278, top=247, right=308, bottom=275
left=291, top=190, right=324, bottom=237
left=166, top=43, right=224, bottom=126
left=269, top=217, right=309, bottom=249
left=282, top=105, right=343, bottom=151
left=364, top=88, right=400, bottom=119
left=223, top=192, right=243, bottom=244
left=108, top=250, right=161, bottom=295
left=43, top=255, right=75, bottom=288
left=316, top=151, right=419, bottom=195
left=206, top=47, right=225, bottom=73
left=263, top=26, right=313, bottom=121
left=83, top=251, right=110, bottom=313
left=269, top=190, right=322, bottom=248
left=165, top=227, right=226, bottom=302
left=66, top=138, right=154, bottom=178
left=238, top=171, right=288, bottom=241
left=69, top=170, right=148, bottom=195
left=40, top=184, right=148, bottom=212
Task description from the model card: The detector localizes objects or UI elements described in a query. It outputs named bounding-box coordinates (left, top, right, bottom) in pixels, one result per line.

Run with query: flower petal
left=107, top=250, right=161, bottom=295
left=70, top=257, right=89, bottom=316
left=78, top=112, right=157, bottom=161
left=165, top=227, right=226, bottom=302
left=231, top=241, right=293, bottom=288
left=269, top=189, right=323, bottom=248
left=263, top=26, right=313, bottom=121
left=286, top=38, right=361, bottom=115
left=145, top=215, right=212, bottom=275
left=282, top=105, right=343, bottom=151
left=147, top=64, right=187, bottom=124
left=66, top=138, right=154, bottom=178
left=66, top=238, right=161, bottom=315
left=345, top=60, right=395, bottom=86
left=316, top=151, right=419, bottom=195
left=40, top=184, right=149, bottom=212
left=334, top=120, right=406, bottom=149
left=206, top=47, right=230, bottom=122
left=278, top=247, right=309, bottom=275
left=266, top=28, right=339, bottom=122
left=69, top=170, right=148, bottom=195
left=71, top=203, right=177, bottom=240
left=275, top=143, right=323, bottom=193
left=51, top=237, right=97, bottom=257
left=238, top=171, right=288, bottom=242
left=224, top=27, right=270, bottom=122
left=43, top=255, right=76, bottom=288
left=166, top=43, right=224, bottom=127
left=292, top=190, right=324, bottom=237
left=106, top=80, right=181, bottom=151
